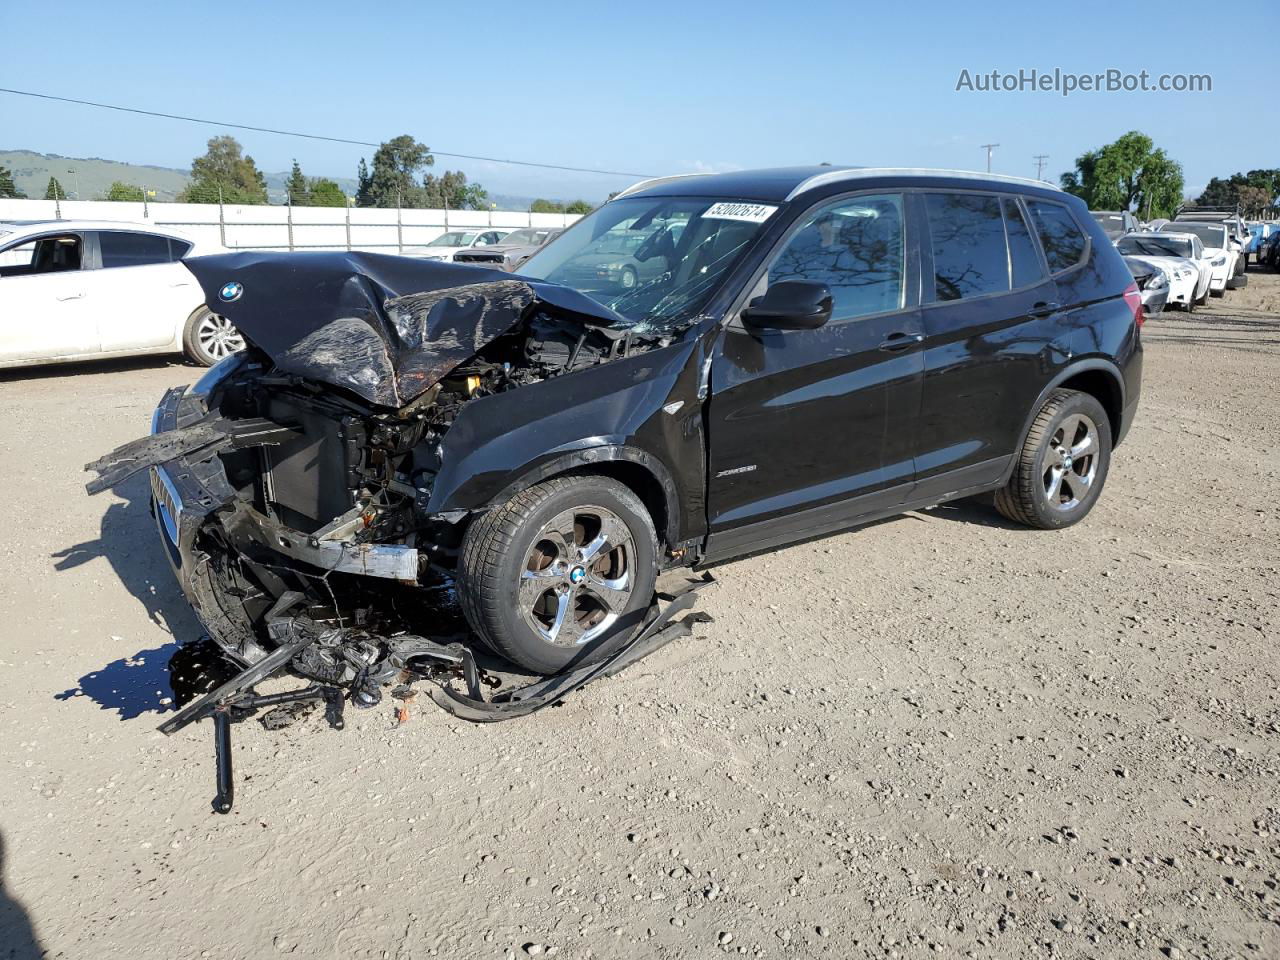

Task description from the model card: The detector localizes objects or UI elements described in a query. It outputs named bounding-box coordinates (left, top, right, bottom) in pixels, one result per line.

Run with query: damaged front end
left=87, top=253, right=712, bottom=762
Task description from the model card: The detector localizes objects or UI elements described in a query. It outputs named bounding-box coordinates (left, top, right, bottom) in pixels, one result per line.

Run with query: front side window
left=926, top=193, right=1010, bottom=301
left=767, top=194, right=905, bottom=320
left=98, top=232, right=173, bottom=268
left=0, top=234, right=83, bottom=276
left=1026, top=201, right=1088, bottom=273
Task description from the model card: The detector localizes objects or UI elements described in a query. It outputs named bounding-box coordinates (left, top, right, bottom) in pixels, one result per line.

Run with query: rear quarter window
left=1026, top=201, right=1089, bottom=273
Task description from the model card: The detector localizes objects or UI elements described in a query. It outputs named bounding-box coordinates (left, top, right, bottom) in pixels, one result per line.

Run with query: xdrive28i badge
left=218, top=281, right=243, bottom=303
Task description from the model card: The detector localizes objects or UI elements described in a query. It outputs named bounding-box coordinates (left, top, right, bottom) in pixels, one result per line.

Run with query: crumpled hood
left=183, top=251, right=622, bottom=408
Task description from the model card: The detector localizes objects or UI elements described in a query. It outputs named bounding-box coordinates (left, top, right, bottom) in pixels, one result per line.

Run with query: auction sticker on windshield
left=702, top=202, right=778, bottom=223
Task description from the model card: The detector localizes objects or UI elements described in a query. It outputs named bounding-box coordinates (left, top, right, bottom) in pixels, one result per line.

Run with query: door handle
left=879, top=332, right=924, bottom=351
left=1029, top=301, right=1061, bottom=318
left=56, top=292, right=85, bottom=301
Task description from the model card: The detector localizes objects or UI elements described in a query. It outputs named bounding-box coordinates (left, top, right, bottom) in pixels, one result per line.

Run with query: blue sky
left=1, top=0, right=1265, bottom=202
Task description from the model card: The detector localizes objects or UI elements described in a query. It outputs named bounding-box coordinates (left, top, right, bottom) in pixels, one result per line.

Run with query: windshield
left=1092, top=212, right=1127, bottom=239
left=1118, top=236, right=1192, bottom=258
left=503, top=228, right=556, bottom=246
left=1171, top=222, right=1227, bottom=247
left=428, top=231, right=478, bottom=247
left=518, top=196, right=776, bottom=330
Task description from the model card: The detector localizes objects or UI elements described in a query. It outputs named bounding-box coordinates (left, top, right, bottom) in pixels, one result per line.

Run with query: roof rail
left=611, top=172, right=713, bottom=201
left=784, top=167, right=1062, bottom=201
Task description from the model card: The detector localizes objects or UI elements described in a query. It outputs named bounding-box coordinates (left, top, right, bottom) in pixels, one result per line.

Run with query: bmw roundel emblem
left=218, top=281, right=243, bottom=303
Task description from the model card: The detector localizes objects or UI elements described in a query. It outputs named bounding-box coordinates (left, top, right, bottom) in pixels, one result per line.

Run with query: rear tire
left=457, top=475, right=659, bottom=675
left=995, top=389, right=1112, bottom=530
left=183, top=307, right=244, bottom=367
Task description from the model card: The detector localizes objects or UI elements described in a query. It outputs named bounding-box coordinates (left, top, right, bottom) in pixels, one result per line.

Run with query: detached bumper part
left=157, top=574, right=714, bottom=814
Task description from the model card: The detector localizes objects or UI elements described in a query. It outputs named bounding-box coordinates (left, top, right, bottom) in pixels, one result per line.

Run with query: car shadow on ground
left=916, top=496, right=1031, bottom=531
left=0, top=353, right=192, bottom=385
left=0, top=832, right=44, bottom=960
left=51, top=472, right=212, bottom=720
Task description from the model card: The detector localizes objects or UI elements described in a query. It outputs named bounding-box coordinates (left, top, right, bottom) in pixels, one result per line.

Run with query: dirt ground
left=2, top=267, right=1278, bottom=960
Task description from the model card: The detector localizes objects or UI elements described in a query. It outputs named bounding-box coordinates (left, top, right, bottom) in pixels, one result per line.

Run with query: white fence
left=0, top=198, right=584, bottom=256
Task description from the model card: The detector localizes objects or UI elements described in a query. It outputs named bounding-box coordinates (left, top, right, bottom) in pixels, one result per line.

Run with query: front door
left=0, top=232, right=98, bottom=362
left=703, top=192, right=924, bottom=561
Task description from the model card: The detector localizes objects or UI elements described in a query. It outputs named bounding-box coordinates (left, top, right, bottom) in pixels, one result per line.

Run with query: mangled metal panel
left=183, top=251, right=624, bottom=407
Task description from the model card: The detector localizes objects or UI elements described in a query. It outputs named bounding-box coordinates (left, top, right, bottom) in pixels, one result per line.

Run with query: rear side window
left=1004, top=198, right=1045, bottom=288
left=768, top=193, right=905, bottom=320
left=98, top=232, right=176, bottom=268
left=925, top=193, right=1009, bottom=301
left=1026, top=201, right=1088, bottom=273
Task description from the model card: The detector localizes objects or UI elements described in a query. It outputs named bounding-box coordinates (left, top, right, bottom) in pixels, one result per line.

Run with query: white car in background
left=408, top=228, right=514, bottom=262
left=0, top=220, right=237, bottom=368
left=1116, top=232, right=1213, bottom=310
left=1167, top=221, right=1240, bottom=296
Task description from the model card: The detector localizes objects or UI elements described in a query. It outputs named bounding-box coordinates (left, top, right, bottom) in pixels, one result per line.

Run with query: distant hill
left=2, top=149, right=587, bottom=210
left=0, top=149, right=190, bottom=200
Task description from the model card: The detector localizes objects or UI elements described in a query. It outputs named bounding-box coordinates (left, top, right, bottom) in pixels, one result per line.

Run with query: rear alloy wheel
left=995, top=389, right=1112, bottom=529
left=619, top=265, right=638, bottom=290
left=183, top=307, right=245, bottom=366
left=457, top=475, right=658, bottom=674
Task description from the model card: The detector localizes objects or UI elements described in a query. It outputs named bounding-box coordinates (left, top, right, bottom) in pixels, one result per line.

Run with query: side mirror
left=741, top=280, right=833, bottom=330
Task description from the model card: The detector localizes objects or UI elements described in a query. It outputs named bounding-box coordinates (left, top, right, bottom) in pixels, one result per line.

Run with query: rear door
left=704, top=191, right=924, bottom=559
left=0, top=231, right=98, bottom=361
left=912, top=192, right=1063, bottom=500
left=89, top=231, right=195, bottom=351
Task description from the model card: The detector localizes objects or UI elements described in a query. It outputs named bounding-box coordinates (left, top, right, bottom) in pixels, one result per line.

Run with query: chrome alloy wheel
left=196, top=311, right=245, bottom=360
left=1042, top=413, right=1100, bottom=511
left=519, top=505, right=635, bottom=646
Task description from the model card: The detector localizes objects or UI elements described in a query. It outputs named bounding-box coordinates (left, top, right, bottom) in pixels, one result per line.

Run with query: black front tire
left=995, top=389, right=1112, bottom=530
left=457, top=475, right=659, bottom=675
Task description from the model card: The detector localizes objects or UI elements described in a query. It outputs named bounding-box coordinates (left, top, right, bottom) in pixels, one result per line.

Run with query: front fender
left=422, top=335, right=709, bottom=545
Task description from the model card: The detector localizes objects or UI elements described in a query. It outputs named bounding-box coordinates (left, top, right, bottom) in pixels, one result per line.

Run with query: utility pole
left=980, top=144, right=999, bottom=173
left=1033, top=154, right=1049, bottom=181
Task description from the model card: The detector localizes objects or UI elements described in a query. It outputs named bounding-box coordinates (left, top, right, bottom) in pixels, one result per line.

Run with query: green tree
left=1237, top=184, right=1273, bottom=218
left=180, top=135, right=268, bottom=204
left=44, top=176, right=67, bottom=201
left=105, top=181, right=145, bottom=201
left=422, top=170, right=489, bottom=210
left=565, top=200, right=594, bottom=215
left=307, top=178, right=348, bottom=207
left=529, top=198, right=566, bottom=213
left=355, top=158, right=372, bottom=207
left=360, top=134, right=433, bottom=207
left=1194, top=169, right=1280, bottom=213
left=0, top=165, right=23, bottom=198
left=1060, top=131, right=1184, bottom=220
left=286, top=159, right=310, bottom=205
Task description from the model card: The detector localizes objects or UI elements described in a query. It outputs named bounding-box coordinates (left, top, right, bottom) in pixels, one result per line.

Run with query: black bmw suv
left=106, top=167, right=1142, bottom=676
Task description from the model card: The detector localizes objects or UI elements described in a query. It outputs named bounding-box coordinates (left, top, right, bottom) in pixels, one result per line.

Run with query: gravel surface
left=2, top=270, right=1277, bottom=960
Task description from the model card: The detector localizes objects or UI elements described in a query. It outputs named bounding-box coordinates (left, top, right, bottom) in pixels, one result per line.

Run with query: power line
left=0, top=86, right=653, bottom=179
left=1033, top=154, right=1049, bottom=181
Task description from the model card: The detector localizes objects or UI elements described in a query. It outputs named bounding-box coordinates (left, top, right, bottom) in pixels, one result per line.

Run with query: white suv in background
left=0, top=220, right=236, bottom=368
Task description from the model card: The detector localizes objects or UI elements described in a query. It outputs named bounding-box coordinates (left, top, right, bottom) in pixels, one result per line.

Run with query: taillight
left=1122, top=281, right=1144, bottom=327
